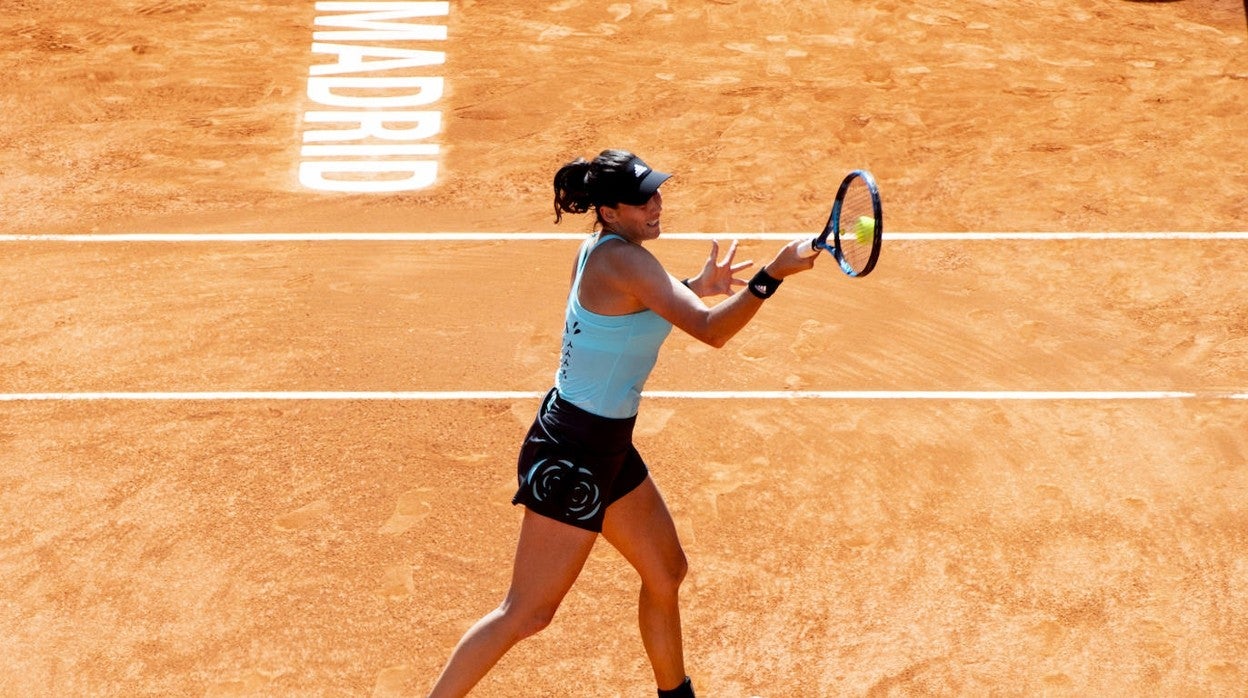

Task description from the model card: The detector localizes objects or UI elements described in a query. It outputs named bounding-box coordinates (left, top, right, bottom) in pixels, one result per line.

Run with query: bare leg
left=601, top=477, right=690, bottom=691
left=427, top=509, right=598, bottom=698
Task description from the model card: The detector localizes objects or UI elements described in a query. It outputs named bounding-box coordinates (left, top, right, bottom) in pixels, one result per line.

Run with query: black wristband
left=747, top=268, right=782, bottom=299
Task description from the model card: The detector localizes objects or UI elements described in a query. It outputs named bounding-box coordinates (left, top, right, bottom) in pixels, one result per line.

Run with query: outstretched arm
left=611, top=238, right=818, bottom=348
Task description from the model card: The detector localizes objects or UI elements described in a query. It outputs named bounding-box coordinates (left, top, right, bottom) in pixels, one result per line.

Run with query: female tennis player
left=426, top=149, right=817, bottom=698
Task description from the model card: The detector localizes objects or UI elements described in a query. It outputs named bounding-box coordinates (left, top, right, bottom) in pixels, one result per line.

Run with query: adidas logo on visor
left=634, top=162, right=649, bottom=177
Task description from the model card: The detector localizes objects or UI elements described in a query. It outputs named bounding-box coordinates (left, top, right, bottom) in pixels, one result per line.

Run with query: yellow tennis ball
left=854, top=215, right=876, bottom=243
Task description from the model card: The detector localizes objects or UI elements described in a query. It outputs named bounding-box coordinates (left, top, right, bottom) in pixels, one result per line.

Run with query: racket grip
left=796, top=236, right=820, bottom=258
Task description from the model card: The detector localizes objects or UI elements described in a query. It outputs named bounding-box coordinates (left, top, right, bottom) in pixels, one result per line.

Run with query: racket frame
left=814, top=169, right=883, bottom=277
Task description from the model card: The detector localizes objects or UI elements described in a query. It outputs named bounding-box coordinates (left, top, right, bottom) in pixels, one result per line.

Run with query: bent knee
left=671, top=553, right=689, bottom=586
left=645, top=552, right=689, bottom=598
left=498, top=600, right=561, bottom=640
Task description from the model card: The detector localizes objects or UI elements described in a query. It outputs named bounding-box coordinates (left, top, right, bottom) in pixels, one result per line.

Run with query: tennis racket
left=798, top=169, right=882, bottom=277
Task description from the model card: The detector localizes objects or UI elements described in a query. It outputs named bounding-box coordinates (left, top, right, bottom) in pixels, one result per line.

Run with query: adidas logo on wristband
left=747, top=269, right=782, bottom=299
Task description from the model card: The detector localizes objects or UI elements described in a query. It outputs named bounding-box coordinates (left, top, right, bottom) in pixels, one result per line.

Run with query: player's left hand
left=690, top=239, right=753, bottom=296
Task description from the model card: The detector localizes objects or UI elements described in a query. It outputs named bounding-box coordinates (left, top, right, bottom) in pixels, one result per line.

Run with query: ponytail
left=552, top=149, right=649, bottom=225
left=552, top=158, right=593, bottom=224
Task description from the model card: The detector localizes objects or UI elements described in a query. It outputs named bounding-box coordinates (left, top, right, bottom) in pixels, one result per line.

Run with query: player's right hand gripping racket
left=798, top=169, right=882, bottom=277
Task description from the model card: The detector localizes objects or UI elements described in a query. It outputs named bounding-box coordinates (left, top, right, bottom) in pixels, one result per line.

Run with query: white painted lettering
left=306, top=77, right=444, bottom=108
left=301, top=144, right=439, bottom=157
left=299, top=161, right=439, bottom=193
left=313, top=1, right=448, bottom=41
left=300, top=1, right=450, bottom=193
left=303, top=111, right=442, bottom=142
left=311, top=43, right=444, bottom=75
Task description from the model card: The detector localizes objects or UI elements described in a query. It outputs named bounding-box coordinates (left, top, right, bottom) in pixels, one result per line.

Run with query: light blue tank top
left=554, top=234, right=674, bottom=419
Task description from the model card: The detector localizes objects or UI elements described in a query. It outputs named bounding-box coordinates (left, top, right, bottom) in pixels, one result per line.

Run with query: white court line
left=1, top=232, right=1247, bottom=243
left=1, top=390, right=1244, bottom=402
left=2, top=233, right=1242, bottom=402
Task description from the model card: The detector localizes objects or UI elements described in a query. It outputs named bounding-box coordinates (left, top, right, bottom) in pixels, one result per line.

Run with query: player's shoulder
left=588, top=236, right=665, bottom=285
left=595, top=235, right=657, bottom=265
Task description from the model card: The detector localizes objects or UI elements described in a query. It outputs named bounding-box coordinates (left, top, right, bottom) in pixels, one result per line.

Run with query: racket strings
left=837, top=180, right=876, bottom=273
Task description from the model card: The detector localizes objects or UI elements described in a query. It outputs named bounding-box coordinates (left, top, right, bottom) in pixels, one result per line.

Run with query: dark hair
left=552, top=149, right=647, bottom=225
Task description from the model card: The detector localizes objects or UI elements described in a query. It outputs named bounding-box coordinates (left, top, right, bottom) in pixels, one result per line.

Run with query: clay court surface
left=3, top=0, right=1247, bottom=696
